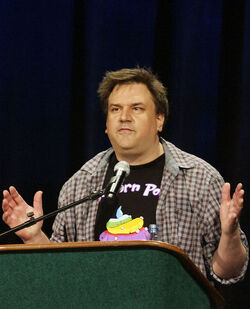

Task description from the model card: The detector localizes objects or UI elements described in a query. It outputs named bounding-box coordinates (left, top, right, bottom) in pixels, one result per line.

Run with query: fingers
left=33, top=191, right=43, bottom=216
left=2, top=189, right=17, bottom=210
left=231, top=183, right=244, bottom=207
left=221, top=183, right=244, bottom=228
left=222, top=182, right=244, bottom=202
left=2, top=190, right=11, bottom=211
left=2, top=187, right=43, bottom=214
left=236, top=183, right=244, bottom=199
left=233, top=183, right=243, bottom=197
left=2, top=187, right=24, bottom=228
left=2, top=187, right=45, bottom=235
left=2, top=186, right=27, bottom=213
left=236, top=183, right=243, bottom=191
left=9, top=186, right=26, bottom=205
left=221, top=182, right=231, bottom=204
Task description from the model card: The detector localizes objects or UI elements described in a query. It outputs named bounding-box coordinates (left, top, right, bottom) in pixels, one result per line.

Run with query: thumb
left=33, top=191, right=43, bottom=216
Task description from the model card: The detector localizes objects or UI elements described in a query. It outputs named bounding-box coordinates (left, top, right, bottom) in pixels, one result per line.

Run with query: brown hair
left=97, top=67, right=169, bottom=125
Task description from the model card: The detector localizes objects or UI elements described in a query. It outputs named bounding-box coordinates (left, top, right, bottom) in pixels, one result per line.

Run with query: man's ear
left=156, top=114, right=165, bottom=132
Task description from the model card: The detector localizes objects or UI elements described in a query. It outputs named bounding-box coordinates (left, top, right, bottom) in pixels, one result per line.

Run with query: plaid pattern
left=51, top=138, right=248, bottom=284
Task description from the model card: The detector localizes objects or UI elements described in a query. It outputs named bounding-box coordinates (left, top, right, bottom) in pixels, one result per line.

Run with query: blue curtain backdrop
left=0, top=1, right=249, bottom=307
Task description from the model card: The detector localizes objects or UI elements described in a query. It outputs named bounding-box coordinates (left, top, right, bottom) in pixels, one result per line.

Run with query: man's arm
left=212, top=183, right=248, bottom=279
left=2, top=186, right=50, bottom=244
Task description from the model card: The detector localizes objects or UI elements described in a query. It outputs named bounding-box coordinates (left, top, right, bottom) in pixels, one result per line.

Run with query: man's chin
left=118, top=145, right=135, bottom=152
left=113, top=143, right=138, bottom=154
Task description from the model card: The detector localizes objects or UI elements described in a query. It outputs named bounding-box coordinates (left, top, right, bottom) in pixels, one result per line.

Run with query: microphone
left=105, top=161, right=130, bottom=199
left=94, top=161, right=130, bottom=240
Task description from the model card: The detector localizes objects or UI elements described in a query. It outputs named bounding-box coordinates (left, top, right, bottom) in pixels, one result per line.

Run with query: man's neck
left=115, top=142, right=164, bottom=166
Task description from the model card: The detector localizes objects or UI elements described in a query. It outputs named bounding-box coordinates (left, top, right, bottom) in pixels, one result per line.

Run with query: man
left=2, top=67, right=248, bottom=284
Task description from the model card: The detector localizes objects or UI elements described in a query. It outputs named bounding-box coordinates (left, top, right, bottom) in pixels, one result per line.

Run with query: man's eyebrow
left=109, top=102, right=145, bottom=106
left=108, top=102, right=146, bottom=109
left=108, top=103, right=120, bottom=108
left=131, top=102, right=145, bottom=106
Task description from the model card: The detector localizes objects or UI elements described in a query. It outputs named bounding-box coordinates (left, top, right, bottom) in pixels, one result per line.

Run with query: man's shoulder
left=164, top=140, right=222, bottom=179
left=79, top=148, right=113, bottom=173
left=60, top=148, right=113, bottom=192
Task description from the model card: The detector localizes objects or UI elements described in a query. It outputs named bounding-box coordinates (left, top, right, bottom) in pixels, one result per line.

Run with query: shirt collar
left=160, top=137, right=195, bottom=173
left=96, top=138, right=195, bottom=174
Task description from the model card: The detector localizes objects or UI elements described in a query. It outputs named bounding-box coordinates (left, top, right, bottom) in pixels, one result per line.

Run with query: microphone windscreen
left=114, top=161, right=130, bottom=176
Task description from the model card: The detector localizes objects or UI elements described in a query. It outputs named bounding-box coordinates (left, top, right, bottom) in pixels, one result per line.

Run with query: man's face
left=106, top=83, right=164, bottom=161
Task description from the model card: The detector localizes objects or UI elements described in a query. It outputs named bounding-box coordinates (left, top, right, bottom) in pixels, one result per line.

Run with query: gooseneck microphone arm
left=0, top=189, right=105, bottom=239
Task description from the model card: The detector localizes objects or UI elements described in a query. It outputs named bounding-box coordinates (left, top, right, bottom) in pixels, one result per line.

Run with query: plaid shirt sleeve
left=158, top=140, right=249, bottom=284
left=50, top=170, right=82, bottom=243
left=50, top=150, right=110, bottom=243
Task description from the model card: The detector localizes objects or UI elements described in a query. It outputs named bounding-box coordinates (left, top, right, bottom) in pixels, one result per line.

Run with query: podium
left=0, top=241, right=224, bottom=309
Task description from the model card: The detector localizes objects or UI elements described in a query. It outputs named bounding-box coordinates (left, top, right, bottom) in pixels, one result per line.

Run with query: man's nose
left=120, top=108, right=132, bottom=121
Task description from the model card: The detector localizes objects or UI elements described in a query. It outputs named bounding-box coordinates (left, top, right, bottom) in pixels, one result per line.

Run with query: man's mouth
left=118, top=128, right=134, bottom=132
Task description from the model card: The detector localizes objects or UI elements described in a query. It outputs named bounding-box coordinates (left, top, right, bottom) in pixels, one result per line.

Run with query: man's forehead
left=108, top=82, right=153, bottom=103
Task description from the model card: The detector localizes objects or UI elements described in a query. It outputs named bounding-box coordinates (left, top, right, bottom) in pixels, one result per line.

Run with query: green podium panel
left=0, top=241, right=224, bottom=309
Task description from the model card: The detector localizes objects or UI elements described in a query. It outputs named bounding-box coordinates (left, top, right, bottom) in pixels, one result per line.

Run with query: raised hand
left=2, top=186, right=44, bottom=242
left=220, top=182, right=244, bottom=236
left=212, top=182, right=247, bottom=279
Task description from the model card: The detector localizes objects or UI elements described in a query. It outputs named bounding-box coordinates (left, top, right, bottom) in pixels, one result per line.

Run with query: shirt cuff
left=209, top=244, right=249, bottom=285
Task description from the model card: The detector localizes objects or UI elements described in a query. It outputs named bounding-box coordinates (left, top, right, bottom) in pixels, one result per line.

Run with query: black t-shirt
left=94, top=153, right=165, bottom=240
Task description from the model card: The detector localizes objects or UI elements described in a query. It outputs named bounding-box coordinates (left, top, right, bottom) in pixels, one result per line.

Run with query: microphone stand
left=0, top=189, right=105, bottom=238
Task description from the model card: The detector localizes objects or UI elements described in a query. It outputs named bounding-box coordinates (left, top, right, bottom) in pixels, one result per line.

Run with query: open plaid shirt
left=51, top=138, right=248, bottom=284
